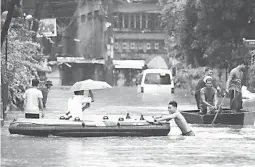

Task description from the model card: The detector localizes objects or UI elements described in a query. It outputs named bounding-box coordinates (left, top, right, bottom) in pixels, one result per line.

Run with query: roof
left=113, top=60, right=145, bottom=69
left=142, top=69, right=172, bottom=73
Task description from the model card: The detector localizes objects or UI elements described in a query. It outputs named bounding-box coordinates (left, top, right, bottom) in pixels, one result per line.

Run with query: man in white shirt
left=66, top=90, right=94, bottom=120
left=23, top=79, right=44, bottom=119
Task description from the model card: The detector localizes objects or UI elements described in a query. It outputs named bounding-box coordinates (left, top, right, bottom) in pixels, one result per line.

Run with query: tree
left=1, top=0, right=20, bottom=46
left=1, top=17, right=45, bottom=109
left=162, top=0, right=255, bottom=67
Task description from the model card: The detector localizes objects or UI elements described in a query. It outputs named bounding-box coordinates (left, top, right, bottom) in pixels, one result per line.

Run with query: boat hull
left=9, top=119, right=170, bottom=137
left=180, top=109, right=255, bottom=125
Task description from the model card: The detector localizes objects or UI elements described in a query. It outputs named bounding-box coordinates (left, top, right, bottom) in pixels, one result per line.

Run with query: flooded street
left=1, top=87, right=255, bottom=167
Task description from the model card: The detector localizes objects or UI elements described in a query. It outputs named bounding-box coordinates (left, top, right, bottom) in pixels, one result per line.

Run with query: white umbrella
left=70, top=79, right=112, bottom=92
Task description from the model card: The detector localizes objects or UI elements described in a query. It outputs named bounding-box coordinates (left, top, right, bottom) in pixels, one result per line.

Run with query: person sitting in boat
left=155, top=101, right=195, bottom=136
left=200, top=76, right=218, bottom=114
left=66, top=89, right=94, bottom=121
left=194, top=67, right=220, bottom=110
left=23, top=79, right=44, bottom=119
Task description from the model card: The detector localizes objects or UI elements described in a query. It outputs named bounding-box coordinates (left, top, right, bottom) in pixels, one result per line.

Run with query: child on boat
left=155, top=101, right=195, bottom=136
left=66, top=90, right=94, bottom=121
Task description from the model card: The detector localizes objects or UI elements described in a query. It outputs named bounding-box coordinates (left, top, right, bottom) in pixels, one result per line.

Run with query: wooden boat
left=180, top=108, right=255, bottom=125
left=9, top=118, right=170, bottom=137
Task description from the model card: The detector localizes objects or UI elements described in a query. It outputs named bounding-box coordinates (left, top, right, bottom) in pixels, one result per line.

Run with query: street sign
left=243, top=39, right=255, bottom=47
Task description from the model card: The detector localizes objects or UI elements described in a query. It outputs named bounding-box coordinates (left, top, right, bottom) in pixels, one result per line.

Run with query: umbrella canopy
left=70, top=79, right=112, bottom=92
left=146, top=56, right=169, bottom=69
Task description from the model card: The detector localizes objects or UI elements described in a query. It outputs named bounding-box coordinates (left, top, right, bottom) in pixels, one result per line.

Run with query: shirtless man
left=155, top=101, right=195, bottom=136
left=226, top=62, right=246, bottom=112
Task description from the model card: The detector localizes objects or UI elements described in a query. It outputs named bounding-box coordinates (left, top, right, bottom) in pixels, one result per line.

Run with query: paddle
left=211, top=94, right=226, bottom=125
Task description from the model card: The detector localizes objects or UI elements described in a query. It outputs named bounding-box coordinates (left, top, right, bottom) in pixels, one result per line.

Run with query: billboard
left=37, top=18, right=57, bottom=37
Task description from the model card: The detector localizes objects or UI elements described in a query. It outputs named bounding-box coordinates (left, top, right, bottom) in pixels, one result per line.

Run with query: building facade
left=111, top=0, right=168, bottom=86
left=22, top=0, right=168, bottom=86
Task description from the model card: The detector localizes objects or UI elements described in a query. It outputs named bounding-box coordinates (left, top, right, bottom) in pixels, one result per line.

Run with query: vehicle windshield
left=144, top=73, right=171, bottom=85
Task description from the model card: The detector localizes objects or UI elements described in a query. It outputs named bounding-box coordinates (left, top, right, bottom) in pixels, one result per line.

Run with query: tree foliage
left=162, top=0, right=255, bottom=67
left=1, top=17, right=44, bottom=109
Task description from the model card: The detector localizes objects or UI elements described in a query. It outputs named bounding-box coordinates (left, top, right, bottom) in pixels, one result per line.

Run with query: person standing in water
left=226, top=62, right=247, bottom=112
left=155, top=101, right=195, bottom=136
left=23, top=79, right=44, bottom=119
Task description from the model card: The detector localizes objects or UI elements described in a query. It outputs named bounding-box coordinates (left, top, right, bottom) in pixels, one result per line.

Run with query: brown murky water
left=1, top=87, right=255, bottom=167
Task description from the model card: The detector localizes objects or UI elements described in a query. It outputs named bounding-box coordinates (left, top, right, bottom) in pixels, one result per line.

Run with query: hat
left=203, top=76, right=213, bottom=83
left=45, top=80, right=53, bottom=86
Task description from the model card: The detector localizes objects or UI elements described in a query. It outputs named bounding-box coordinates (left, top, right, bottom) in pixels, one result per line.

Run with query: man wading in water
left=155, top=101, right=195, bottom=136
left=226, top=62, right=247, bottom=112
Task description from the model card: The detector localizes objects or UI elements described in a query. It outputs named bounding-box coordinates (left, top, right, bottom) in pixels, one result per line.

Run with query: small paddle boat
left=180, top=108, right=255, bottom=125
left=9, top=116, right=170, bottom=137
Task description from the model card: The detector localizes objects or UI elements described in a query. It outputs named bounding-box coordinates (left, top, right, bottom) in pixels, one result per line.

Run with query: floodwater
left=1, top=87, right=255, bottom=167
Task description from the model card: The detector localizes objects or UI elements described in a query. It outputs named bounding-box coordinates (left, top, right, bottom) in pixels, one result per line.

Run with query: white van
left=136, top=69, right=175, bottom=94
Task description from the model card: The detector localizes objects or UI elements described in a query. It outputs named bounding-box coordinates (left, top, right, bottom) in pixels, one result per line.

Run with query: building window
left=124, top=13, right=129, bottom=28
left=155, top=14, right=160, bottom=29
left=148, top=13, right=152, bottom=30
left=113, top=14, right=119, bottom=29
left=136, top=14, right=140, bottom=29
left=145, top=14, right=148, bottom=29
left=130, top=14, right=134, bottom=29
left=142, top=14, right=146, bottom=29
left=119, top=13, right=123, bottom=28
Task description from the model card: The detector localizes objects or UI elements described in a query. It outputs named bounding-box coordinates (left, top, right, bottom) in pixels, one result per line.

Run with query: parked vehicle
left=136, top=69, right=174, bottom=94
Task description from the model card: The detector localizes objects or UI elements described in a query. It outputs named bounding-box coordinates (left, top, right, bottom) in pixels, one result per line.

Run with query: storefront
left=56, top=57, right=105, bottom=86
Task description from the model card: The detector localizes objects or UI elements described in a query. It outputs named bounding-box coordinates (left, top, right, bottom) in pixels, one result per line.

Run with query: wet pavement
left=1, top=87, right=255, bottom=167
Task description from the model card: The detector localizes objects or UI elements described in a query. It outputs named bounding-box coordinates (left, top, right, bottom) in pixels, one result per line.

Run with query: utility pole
left=105, top=0, right=114, bottom=86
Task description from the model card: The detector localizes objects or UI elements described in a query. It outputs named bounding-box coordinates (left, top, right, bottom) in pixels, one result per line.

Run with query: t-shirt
left=200, top=87, right=217, bottom=106
left=23, top=88, right=43, bottom=114
left=67, top=95, right=92, bottom=119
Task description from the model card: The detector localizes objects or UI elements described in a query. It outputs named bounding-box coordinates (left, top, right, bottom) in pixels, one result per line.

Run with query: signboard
left=243, top=39, right=255, bottom=65
left=57, top=57, right=105, bottom=64
left=37, top=18, right=57, bottom=37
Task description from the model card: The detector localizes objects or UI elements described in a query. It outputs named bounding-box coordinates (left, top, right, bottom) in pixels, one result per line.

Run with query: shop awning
left=57, top=57, right=105, bottom=64
left=113, top=60, right=145, bottom=69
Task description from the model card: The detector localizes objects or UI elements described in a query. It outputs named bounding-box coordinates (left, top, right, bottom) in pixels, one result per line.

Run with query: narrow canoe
left=180, top=108, right=255, bottom=125
left=9, top=118, right=170, bottom=137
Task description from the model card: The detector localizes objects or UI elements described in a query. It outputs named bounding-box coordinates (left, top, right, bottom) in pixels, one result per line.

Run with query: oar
left=211, top=94, right=226, bottom=125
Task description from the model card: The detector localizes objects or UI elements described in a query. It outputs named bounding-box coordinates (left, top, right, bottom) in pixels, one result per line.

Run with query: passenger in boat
left=200, top=76, right=218, bottom=114
left=23, top=79, right=44, bottom=119
left=226, top=62, right=247, bottom=112
left=66, top=90, right=94, bottom=120
left=194, top=67, right=220, bottom=110
left=155, top=101, right=195, bottom=136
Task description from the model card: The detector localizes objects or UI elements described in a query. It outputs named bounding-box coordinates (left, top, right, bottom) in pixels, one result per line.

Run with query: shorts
left=25, top=113, right=40, bottom=119
left=182, top=130, right=195, bottom=136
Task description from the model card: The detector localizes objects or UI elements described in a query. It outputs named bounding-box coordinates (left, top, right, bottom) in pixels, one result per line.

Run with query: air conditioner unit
left=122, top=43, right=127, bottom=49
left=138, top=43, right=143, bottom=50
left=154, top=43, right=159, bottom=50
left=130, top=43, right=135, bottom=49
left=146, top=43, right=151, bottom=50
left=114, top=43, right=119, bottom=49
